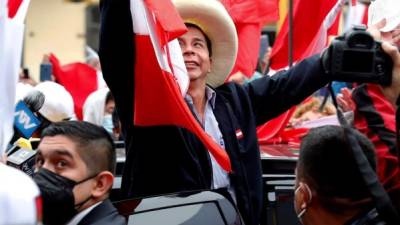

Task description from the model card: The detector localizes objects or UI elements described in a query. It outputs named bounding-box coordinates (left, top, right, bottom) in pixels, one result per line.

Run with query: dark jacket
left=78, top=199, right=126, bottom=225
left=98, top=0, right=329, bottom=224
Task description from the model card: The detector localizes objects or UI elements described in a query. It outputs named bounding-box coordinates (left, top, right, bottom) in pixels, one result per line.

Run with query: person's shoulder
left=79, top=199, right=126, bottom=225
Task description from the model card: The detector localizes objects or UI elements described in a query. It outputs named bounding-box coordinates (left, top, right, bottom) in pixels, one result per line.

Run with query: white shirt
left=185, top=87, right=236, bottom=201
left=66, top=201, right=102, bottom=225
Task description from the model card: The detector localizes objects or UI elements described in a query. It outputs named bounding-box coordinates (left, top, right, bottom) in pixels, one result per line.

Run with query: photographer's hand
left=381, top=42, right=400, bottom=107
left=367, top=19, right=386, bottom=41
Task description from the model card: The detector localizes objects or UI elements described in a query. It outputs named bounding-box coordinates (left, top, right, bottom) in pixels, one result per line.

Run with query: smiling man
left=98, top=0, right=400, bottom=224
left=33, top=121, right=125, bottom=225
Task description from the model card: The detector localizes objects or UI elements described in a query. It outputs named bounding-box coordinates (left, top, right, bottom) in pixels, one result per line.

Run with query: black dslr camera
left=323, top=25, right=393, bottom=86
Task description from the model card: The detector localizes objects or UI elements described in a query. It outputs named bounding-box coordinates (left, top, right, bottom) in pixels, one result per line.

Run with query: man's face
left=178, top=26, right=211, bottom=82
left=36, top=135, right=93, bottom=205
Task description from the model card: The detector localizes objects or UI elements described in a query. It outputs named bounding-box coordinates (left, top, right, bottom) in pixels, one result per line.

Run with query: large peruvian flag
left=0, top=0, right=30, bottom=154
left=130, top=0, right=231, bottom=171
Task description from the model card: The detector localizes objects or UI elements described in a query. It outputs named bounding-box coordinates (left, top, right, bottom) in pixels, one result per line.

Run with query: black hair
left=112, top=107, right=120, bottom=129
left=41, top=121, right=116, bottom=175
left=298, top=125, right=376, bottom=210
left=105, top=91, right=114, bottom=105
left=185, top=23, right=212, bottom=57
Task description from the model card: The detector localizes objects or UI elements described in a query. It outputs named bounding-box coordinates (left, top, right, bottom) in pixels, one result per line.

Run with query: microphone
left=6, top=148, right=37, bottom=176
left=6, top=91, right=45, bottom=176
left=13, top=91, right=44, bottom=139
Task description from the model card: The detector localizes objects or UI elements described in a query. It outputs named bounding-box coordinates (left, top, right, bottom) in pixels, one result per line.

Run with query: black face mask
left=33, top=168, right=96, bottom=225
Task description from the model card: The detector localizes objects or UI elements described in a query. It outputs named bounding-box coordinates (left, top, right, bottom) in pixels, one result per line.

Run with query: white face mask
left=102, top=114, right=114, bottom=134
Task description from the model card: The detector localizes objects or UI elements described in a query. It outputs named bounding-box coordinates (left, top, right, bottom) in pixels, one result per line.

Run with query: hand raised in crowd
left=337, top=88, right=355, bottom=112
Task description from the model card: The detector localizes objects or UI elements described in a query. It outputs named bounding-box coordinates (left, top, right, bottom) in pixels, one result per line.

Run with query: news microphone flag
left=14, top=101, right=41, bottom=138
left=0, top=0, right=31, bottom=155
left=130, top=0, right=231, bottom=171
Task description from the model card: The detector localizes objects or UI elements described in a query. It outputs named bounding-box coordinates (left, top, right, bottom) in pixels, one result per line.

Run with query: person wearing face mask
left=102, top=91, right=115, bottom=135
left=83, top=89, right=116, bottom=136
left=294, top=125, right=385, bottom=225
left=33, top=121, right=125, bottom=225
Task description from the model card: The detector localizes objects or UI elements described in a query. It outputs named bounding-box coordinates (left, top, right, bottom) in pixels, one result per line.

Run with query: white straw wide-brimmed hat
left=368, top=0, right=400, bottom=32
left=173, top=0, right=238, bottom=87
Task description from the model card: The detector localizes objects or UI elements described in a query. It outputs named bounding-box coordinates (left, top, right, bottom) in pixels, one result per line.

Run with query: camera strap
left=328, top=83, right=400, bottom=225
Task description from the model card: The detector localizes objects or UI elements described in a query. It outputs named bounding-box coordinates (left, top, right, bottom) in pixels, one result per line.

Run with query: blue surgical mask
left=102, top=114, right=114, bottom=134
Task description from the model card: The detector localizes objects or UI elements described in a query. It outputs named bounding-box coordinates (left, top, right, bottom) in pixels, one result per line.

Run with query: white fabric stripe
left=130, top=0, right=188, bottom=96
left=323, top=0, right=346, bottom=29
left=0, top=0, right=30, bottom=155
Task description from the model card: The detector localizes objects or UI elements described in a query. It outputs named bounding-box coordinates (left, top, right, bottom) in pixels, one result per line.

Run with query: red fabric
left=49, top=54, right=98, bottom=120
left=257, top=107, right=296, bottom=143
left=7, top=0, right=23, bottom=18
left=353, top=84, right=400, bottom=196
left=361, top=4, right=369, bottom=26
left=133, top=0, right=231, bottom=171
left=220, top=0, right=279, bottom=25
left=327, top=10, right=342, bottom=37
left=230, top=23, right=262, bottom=77
left=367, top=85, right=396, bottom=131
left=270, top=0, right=337, bottom=70
left=221, top=0, right=279, bottom=78
left=144, top=0, right=186, bottom=46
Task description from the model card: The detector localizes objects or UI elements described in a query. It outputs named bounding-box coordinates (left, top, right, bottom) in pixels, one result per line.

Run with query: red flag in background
left=270, top=0, right=338, bottom=70
left=131, top=0, right=232, bottom=171
left=7, top=0, right=23, bottom=18
left=49, top=54, right=98, bottom=120
left=257, top=0, right=344, bottom=144
left=221, top=0, right=279, bottom=78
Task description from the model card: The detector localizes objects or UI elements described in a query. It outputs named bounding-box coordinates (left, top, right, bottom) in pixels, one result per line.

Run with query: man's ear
left=297, top=182, right=313, bottom=209
left=91, top=171, right=114, bottom=199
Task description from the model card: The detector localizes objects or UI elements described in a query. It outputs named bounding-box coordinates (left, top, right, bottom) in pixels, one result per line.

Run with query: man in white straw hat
left=98, top=0, right=400, bottom=224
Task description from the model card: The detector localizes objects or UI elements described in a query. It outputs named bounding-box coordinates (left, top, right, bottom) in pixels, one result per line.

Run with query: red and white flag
left=131, top=0, right=231, bottom=171
left=0, top=0, right=30, bottom=154
left=257, top=0, right=344, bottom=144
left=270, top=0, right=339, bottom=70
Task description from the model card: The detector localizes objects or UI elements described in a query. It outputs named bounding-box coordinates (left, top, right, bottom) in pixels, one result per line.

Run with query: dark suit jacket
left=98, top=0, right=329, bottom=225
left=78, top=199, right=126, bottom=225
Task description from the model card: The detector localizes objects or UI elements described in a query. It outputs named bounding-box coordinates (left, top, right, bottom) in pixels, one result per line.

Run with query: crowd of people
left=1, top=0, right=400, bottom=224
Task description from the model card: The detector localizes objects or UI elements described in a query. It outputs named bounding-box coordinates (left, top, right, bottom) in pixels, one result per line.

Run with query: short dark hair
left=105, top=91, right=114, bottom=105
left=41, top=121, right=116, bottom=175
left=185, top=23, right=212, bottom=57
left=298, top=125, right=376, bottom=210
